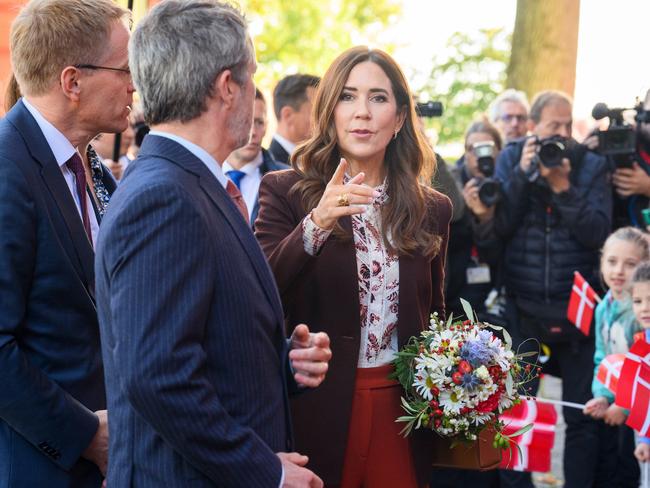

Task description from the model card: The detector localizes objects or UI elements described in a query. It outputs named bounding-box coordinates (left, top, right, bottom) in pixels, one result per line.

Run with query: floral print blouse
left=302, top=179, right=399, bottom=367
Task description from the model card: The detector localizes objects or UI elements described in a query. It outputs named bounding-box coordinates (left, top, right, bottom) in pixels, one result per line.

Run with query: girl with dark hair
left=255, top=46, right=452, bottom=488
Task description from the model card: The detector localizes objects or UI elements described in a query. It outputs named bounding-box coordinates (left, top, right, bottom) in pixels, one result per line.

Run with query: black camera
left=472, top=141, right=500, bottom=207
left=534, top=135, right=569, bottom=168
left=415, top=101, right=443, bottom=118
left=592, top=101, right=650, bottom=167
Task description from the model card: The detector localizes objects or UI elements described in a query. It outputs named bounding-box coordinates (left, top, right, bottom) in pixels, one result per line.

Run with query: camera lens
left=538, top=137, right=566, bottom=167
left=478, top=178, right=500, bottom=207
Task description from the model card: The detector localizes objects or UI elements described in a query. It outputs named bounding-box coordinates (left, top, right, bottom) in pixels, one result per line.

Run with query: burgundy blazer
left=255, top=169, right=452, bottom=486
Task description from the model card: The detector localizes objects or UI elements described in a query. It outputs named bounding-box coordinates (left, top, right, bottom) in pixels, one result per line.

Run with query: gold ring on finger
left=337, top=193, right=350, bottom=207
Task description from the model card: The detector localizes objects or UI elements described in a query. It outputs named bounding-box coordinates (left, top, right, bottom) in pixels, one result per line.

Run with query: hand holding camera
left=612, top=162, right=650, bottom=197
left=463, top=179, right=494, bottom=222
left=521, top=135, right=572, bottom=193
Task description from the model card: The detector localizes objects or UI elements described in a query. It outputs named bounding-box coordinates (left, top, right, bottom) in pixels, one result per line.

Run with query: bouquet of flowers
left=392, top=299, right=535, bottom=452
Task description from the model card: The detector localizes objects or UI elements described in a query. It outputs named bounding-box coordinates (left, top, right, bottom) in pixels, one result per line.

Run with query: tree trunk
left=506, top=0, right=581, bottom=99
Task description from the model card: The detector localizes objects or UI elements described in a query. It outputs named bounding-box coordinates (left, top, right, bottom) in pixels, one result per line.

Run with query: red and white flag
left=596, top=353, right=625, bottom=394
left=616, top=339, right=650, bottom=409
left=566, top=271, right=599, bottom=336
left=626, top=359, right=650, bottom=436
left=499, top=399, right=557, bottom=473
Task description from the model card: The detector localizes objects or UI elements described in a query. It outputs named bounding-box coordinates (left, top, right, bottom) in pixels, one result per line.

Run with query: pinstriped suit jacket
left=96, top=135, right=293, bottom=487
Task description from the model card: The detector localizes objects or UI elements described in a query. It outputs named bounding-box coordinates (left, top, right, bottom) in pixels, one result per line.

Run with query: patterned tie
left=66, top=152, right=92, bottom=245
left=226, top=169, right=246, bottom=189
left=226, top=180, right=249, bottom=224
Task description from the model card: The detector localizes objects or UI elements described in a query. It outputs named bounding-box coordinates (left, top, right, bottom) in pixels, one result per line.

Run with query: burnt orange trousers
left=332, top=364, right=419, bottom=488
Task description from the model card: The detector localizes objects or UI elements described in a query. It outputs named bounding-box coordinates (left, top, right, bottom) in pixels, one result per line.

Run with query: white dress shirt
left=148, top=131, right=229, bottom=189
left=223, top=151, right=263, bottom=220
left=22, top=98, right=99, bottom=246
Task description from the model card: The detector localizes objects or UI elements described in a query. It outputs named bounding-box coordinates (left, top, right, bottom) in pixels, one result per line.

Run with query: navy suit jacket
left=0, top=100, right=113, bottom=487
left=268, top=137, right=291, bottom=165
left=250, top=148, right=290, bottom=227
left=96, top=135, right=294, bottom=487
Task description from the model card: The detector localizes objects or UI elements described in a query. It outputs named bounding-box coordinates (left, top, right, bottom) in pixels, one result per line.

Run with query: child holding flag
left=631, top=262, right=650, bottom=464
left=583, top=227, right=648, bottom=486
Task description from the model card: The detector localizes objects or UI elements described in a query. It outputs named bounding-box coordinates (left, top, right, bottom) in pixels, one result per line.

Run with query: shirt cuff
left=278, top=465, right=285, bottom=487
left=639, top=436, right=650, bottom=445
left=301, top=211, right=333, bottom=256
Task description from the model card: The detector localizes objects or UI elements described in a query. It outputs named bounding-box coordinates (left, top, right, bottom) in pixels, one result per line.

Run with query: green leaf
left=460, top=298, right=477, bottom=323
left=508, top=423, right=534, bottom=437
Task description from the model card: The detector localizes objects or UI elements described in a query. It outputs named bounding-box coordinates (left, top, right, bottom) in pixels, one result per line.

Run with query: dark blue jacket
left=0, top=100, right=113, bottom=487
left=250, top=148, right=289, bottom=226
left=96, top=135, right=294, bottom=487
left=494, top=138, right=611, bottom=320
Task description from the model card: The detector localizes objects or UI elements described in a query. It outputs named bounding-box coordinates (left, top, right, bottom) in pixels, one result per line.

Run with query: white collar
left=223, top=151, right=263, bottom=175
left=273, top=133, right=296, bottom=154
left=22, top=97, right=77, bottom=167
left=148, top=130, right=229, bottom=189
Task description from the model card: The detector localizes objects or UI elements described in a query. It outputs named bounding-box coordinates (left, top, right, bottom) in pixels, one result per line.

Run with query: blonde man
left=0, top=0, right=134, bottom=486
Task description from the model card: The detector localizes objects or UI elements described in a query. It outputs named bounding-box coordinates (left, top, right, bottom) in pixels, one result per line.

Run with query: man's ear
left=280, top=105, right=294, bottom=124
left=214, top=69, right=237, bottom=109
left=60, top=66, right=81, bottom=102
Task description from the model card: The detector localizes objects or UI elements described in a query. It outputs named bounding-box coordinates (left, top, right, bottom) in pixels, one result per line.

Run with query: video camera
left=592, top=101, right=650, bottom=167
left=415, top=101, right=443, bottom=118
left=472, top=141, right=500, bottom=207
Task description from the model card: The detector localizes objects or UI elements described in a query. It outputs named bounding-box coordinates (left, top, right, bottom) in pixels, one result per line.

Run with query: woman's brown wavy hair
left=291, top=46, right=441, bottom=257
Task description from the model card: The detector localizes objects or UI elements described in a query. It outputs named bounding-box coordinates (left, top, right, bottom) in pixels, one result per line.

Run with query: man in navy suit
left=0, top=1, right=134, bottom=486
left=224, top=88, right=289, bottom=227
left=96, top=2, right=331, bottom=487
left=269, top=74, right=320, bottom=164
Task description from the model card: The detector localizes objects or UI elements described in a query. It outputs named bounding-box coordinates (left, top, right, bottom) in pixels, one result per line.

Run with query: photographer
left=446, top=119, right=504, bottom=319
left=495, top=90, right=611, bottom=488
left=606, top=89, right=650, bottom=229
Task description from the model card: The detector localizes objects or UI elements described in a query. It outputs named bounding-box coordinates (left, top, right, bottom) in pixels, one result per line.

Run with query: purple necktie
left=66, top=152, right=92, bottom=245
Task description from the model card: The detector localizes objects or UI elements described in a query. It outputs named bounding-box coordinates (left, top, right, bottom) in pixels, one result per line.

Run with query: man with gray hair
left=0, top=0, right=133, bottom=486
left=489, top=88, right=530, bottom=143
left=96, top=2, right=330, bottom=487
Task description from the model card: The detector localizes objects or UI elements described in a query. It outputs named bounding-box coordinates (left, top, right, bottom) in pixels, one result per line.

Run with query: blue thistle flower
left=460, top=340, right=492, bottom=368
left=460, top=372, right=481, bottom=391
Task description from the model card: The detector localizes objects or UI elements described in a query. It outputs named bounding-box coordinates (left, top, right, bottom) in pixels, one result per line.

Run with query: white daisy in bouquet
left=391, top=299, right=537, bottom=450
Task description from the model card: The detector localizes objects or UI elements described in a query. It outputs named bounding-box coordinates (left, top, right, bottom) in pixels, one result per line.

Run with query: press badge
left=466, top=264, right=491, bottom=284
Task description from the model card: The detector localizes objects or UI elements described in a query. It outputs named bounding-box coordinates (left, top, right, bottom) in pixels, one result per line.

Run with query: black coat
left=269, top=137, right=290, bottom=165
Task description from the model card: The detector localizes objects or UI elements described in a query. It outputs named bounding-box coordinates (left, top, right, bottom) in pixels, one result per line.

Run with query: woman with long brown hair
left=255, top=46, right=452, bottom=488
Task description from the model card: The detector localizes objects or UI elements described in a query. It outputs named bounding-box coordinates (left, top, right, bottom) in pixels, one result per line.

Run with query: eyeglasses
left=500, top=114, right=527, bottom=123
left=74, top=64, right=131, bottom=76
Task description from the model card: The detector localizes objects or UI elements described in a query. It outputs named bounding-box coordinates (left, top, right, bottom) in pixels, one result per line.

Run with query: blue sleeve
left=100, top=184, right=282, bottom=487
left=639, top=436, right=650, bottom=444
left=550, top=153, right=612, bottom=249
left=494, top=145, right=531, bottom=239
left=0, top=158, right=98, bottom=470
left=591, top=301, right=615, bottom=402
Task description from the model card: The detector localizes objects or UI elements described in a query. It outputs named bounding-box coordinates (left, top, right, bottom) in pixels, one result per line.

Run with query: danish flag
left=499, top=399, right=557, bottom=472
left=615, top=338, right=650, bottom=435
left=566, top=272, right=599, bottom=336
left=596, top=354, right=625, bottom=394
